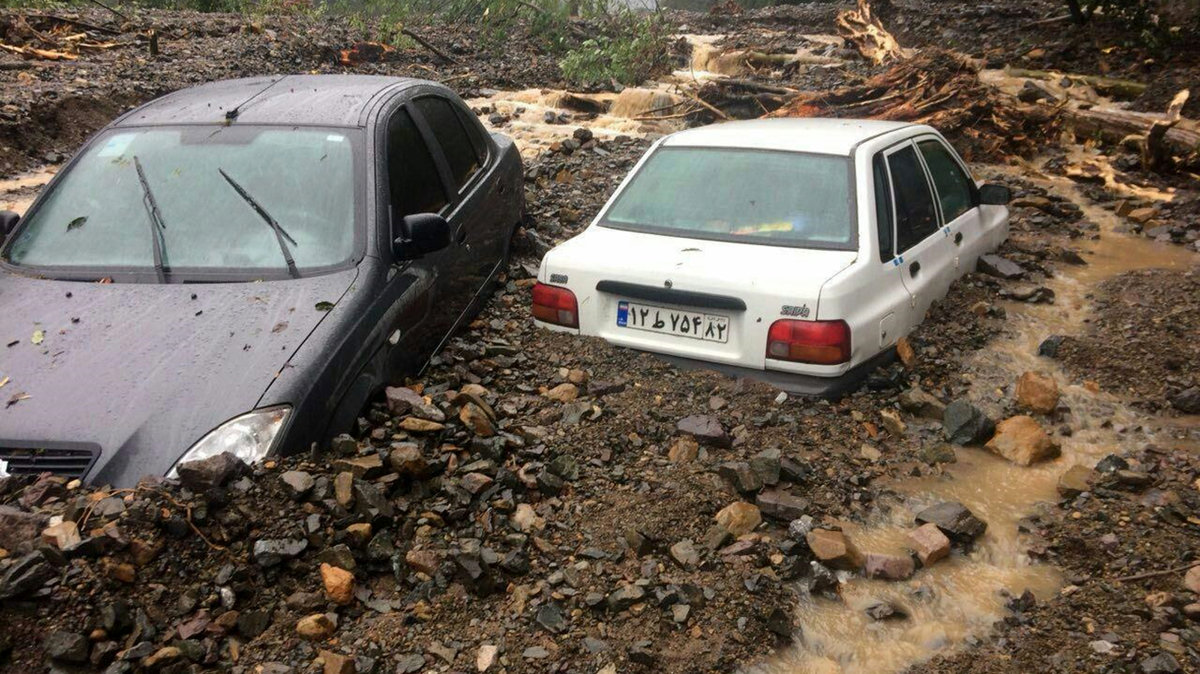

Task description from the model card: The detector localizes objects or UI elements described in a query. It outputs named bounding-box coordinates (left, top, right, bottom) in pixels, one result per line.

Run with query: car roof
left=660, top=118, right=916, bottom=156
left=113, top=74, right=429, bottom=129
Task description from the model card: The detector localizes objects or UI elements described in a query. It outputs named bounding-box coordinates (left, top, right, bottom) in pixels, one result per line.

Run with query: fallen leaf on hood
left=0, top=376, right=8, bottom=388
left=315, top=301, right=335, bottom=312
left=6, top=392, right=30, bottom=408
left=66, top=216, right=87, bottom=232
left=31, top=329, right=44, bottom=345
left=272, top=322, right=288, bottom=333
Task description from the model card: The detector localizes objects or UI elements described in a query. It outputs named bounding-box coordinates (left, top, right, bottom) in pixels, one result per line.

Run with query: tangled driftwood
left=836, top=0, right=905, bottom=65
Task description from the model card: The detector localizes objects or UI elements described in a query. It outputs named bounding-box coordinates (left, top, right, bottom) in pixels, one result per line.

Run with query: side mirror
left=393, top=213, right=450, bottom=260
left=0, top=210, right=19, bottom=237
left=979, top=184, right=1011, bottom=205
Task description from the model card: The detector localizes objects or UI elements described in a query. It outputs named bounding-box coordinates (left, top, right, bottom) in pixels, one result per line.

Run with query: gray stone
left=1168, top=387, right=1200, bottom=414
left=756, top=490, right=809, bottom=521
left=606, top=584, right=646, bottom=611
left=978, top=254, right=1025, bottom=280
left=943, top=400, right=995, bottom=445
left=1140, top=653, right=1181, bottom=674
left=898, top=387, right=946, bottom=420
left=670, top=539, right=699, bottom=567
left=44, top=631, right=88, bottom=663
left=280, top=471, right=314, bottom=499
left=395, top=654, right=427, bottom=673
left=385, top=386, right=445, bottom=421
left=915, top=502, right=987, bottom=542
left=0, top=505, right=48, bottom=553
left=535, top=603, right=568, bottom=633
left=718, top=461, right=763, bottom=494
left=0, top=550, right=56, bottom=600
left=1038, top=335, right=1064, bottom=358
left=252, top=538, right=308, bottom=567
left=749, top=448, right=782, bottom=486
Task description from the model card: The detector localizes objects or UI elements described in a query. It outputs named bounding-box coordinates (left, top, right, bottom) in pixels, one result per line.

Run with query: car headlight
left=168, top=406, right=291, bottom=477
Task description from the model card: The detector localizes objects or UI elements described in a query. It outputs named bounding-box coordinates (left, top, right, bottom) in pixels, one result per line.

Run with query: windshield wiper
left=132, top=156, right=168, bottom=283
left=217, top=168, right=299, bottom=279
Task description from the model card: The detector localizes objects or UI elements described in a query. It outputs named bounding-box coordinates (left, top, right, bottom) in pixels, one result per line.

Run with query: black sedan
left=0, top=75, right=524, bottom=487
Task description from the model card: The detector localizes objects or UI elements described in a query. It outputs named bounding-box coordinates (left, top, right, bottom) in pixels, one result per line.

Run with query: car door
left=915, top=136, right=983, bottom=276
left=380, top=105, right=456, bottom=378
left=883, top=140, right=951, bottom=331
left=869, top=152, right=913, bottom=350
left=411, top=95, right=505, bottom=338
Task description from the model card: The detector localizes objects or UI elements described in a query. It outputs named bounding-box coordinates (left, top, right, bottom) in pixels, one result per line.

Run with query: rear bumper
left=657, top=347, right=896, bottom=399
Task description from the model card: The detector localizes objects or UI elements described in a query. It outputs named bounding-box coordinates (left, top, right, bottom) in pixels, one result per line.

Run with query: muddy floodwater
left=751, top=154, right=1197, bottom=674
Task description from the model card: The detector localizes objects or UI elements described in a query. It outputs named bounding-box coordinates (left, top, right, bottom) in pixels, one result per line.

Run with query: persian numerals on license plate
left=616, top=300, right=730, bottom=343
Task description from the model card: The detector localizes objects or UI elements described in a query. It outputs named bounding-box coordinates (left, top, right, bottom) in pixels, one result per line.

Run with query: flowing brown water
left=750, top=152, right=1197, bottom=674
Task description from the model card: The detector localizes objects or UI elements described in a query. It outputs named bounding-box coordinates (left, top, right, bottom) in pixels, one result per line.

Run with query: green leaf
left=315, top=301, right=335, bottom=312
left=66, top=216, right=87, bottom=232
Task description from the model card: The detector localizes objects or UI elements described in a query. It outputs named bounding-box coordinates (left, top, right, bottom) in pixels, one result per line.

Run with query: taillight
left=532, top=282, right=579, bottom=328
left=766, top=319, right=851, bottom=365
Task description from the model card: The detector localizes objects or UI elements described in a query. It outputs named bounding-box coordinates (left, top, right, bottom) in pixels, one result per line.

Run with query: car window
left=387, top=108, right=447, bottom=217
left=601, top=147, right=854, bottom=249
left=454, top=105, right=489, bottom=165
left=5, top=126, right=358, bottom=278
left=414, top=97, right=481, bottom=190
left=872, top=154, right=894, bottom=262
left=918, top=139, right=975, bottom=222
left=887, top=144, right=940, bottom=253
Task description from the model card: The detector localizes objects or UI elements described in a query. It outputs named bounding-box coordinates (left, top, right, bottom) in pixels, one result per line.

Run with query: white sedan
left=532, top=118, right=1010, bottom=395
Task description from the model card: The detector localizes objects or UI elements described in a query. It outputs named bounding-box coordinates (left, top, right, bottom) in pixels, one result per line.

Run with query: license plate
left=616, top=300, right=730, bottom=343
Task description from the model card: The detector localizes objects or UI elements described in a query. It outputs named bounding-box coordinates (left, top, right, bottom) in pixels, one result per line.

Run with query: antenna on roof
left=224, top=75, right=288, bottom=122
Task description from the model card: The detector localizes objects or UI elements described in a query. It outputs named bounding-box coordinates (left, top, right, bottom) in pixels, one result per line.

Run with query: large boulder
left=176, top=451, right=247, bottom=491
left=805, top=529, right=862, bottom=570
left=915, top=502, right=987, bottom=542
left=986, top=416, right=1061, bottom=466
left=0, top=505, right=48, bottom=553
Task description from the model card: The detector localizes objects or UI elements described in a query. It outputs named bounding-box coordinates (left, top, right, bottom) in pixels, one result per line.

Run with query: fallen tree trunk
left=1004, top=67, right=1146, bottom=100
left=836, top=0, right=904, bottom=64
left=1063, top=104, right=1200, bottom=156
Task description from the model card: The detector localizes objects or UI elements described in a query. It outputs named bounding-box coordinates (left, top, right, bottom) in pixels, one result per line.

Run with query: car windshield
left=600, top=146, right=855, bottom=249
left=3, top=125, right=360, bottom=280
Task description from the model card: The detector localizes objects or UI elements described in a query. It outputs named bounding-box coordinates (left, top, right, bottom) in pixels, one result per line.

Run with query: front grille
left=0, top=442, right=100, bottom=480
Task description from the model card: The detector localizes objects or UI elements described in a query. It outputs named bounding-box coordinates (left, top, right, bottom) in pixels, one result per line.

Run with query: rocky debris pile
left=1056, top=267, right=1200, bottom=414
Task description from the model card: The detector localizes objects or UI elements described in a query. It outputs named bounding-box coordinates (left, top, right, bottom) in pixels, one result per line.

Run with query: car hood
left=0, top=268, right=358, bottom=486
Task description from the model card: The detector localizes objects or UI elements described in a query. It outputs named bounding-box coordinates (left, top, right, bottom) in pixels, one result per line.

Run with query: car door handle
left=953, top=232, right=963, bottom=245
left=910, top=261, right=921, bottom=278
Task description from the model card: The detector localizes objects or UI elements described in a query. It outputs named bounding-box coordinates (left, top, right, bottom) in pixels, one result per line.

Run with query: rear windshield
left=600, top=147, right=855, bottom=249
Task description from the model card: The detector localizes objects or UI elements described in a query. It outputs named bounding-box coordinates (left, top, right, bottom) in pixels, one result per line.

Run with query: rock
left=511, top=503, right=545, bottom=532
left=385, top=386, right=445, bottom=421
left=143, top=646, right=182, bottom=669
left=320, top=650, right=356, bottom=674
left=1095, top=454, right=1129, bottom=473
left=718, top=461, right=763, bottom=494
left=919, top=444, right=957, bottom=465
left=296, top=614, right=335, bottom=640
left=395, top=654, right=426, bottom=673
left=715, top=502, right=761, bottom=536
left=764, top=607, right=792, bottom=637
left=1038, top=335, right=1064, bottom=358
left=1168, top=387, right=1200, bottom=414
left=461, top=472, right=494, bottom=495
left=332, top=454, right=383, bottom=479
left=0, top=551, right=56, bottom=599
left=1184, top=565, right=1200, bottom=594
left=44, top=631, right=88, bottom=663
left=0, top=505, right=48, bottom=552
left=1140, top=653, right=1180, bottom=674
left=756, top=490, right=809, bottom=521
left=896, top=337, right=915, bottom=368
left=1016, top=371, right=1059, bottom=414
left=1115, top=469, right=1151, bottom=488
left=1057, top=465, right=1094, bottom=498
left=237, top=609, right=271, bottom=638
left=986, top=416, right=1060, bottom=465
left=668, top=437, right=699, bottom=463
left=606, top=583, right=646, bottom=611
left=669, top=539, right=699, bottom=567
left=943, top=400, right=995, bottom=445
left=750, top=448, right=782, bottom=486
left=978, top=254, right=1024, bottom=279
left=406, top=549, right=442, bottom=576
left=253, top=538, right=308, bottom=567
left=864, top=553, right=915, bottom=580
left=628, top=641, right=656, bottom=666
left=676, top=415, right=731, bottom=448
left=333, top=471, right=354, bottom=507
left=398, top=417, right=444, bottom=433
left=1127, top=207, right=1158, bottom=224
left=280, top=471, right=315, bottom=499
left=865, top=600, right=907, bottom=621
left=880, top=409, right=906, bottom=436
left=898, top=387, right=946, bottom=420
left=915, top=502, right=987, bottom=542
left=535, top=603, right=568, bottom=633
left=320, top=563, right=354, bottom=605
left=545, top=383, right=579, bottom=402
left=476, top=644, right=498, bottom=672
left=460, top=402, right=496, bottom=436
left=41, top=520, right=81, bottom=550
left=388, top=443, right=428, bottom=478
left=907, top=523, right=950, bottom=566
left=176, top=452, right=245, bottom=491
left=805, top=529, right=862, bottom=570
